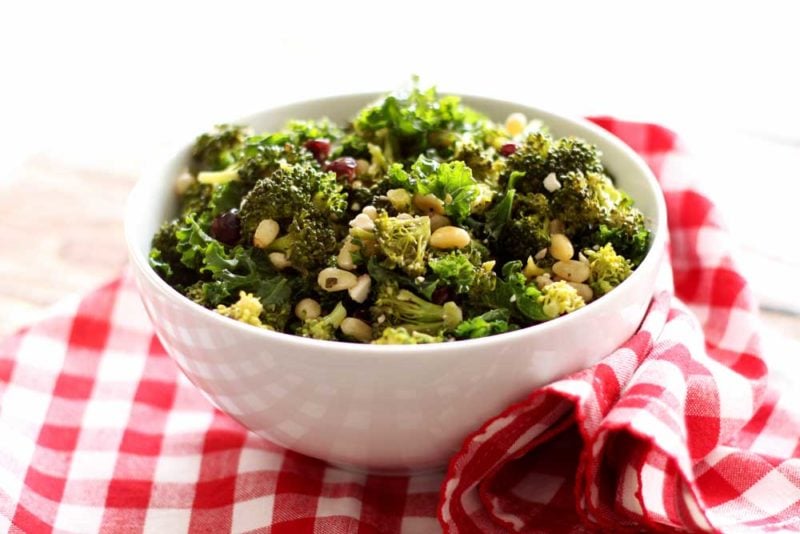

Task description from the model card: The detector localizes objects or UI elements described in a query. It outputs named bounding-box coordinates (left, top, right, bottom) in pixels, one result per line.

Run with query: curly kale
left=190, top=124, right=248, bottom=174
left=168, top=215, right=295, bottom=329
left=149, top=219, right=201, bottom=290
left=455, top=309, right=516, bottom=339
left=353, top=79, right=485, bottom=161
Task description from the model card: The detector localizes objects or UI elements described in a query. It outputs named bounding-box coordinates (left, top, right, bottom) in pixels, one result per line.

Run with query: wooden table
left=1, top=156, right=798, bottom=342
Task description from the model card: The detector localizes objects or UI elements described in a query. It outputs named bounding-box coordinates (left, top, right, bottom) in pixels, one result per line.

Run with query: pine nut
left=534, top=247, right=548, bottom=261
left=543, top=172, right=561, bottom=192
left=295, top=298, right=321, bottom=320
left=175, top=171, right=195, bottom=195
left=387, top=189, right=412, bottom=211
left=253, top=219, right=280, bottom=248
left=268, top=252, right=291, bottom=270
left=349, top=213, right=375, bottom=231
left=348, top=274, right=372, bottom=303
left=356, top=158, right=370, bottom=176
left=337, top=237, right=358, bottom=270
left=362, top=205, right=378, bottom=220
left=341, top=318, right=372, bottom=343
left=552, top=260, right=590, bottom=283
left=524, top=256, right=545, bottom=278
left=318, top=267, right=359, bottom=292
left=429, top=214, right=452, bottom=232
left=413, top=193, right=445, bottom=215
left=568, top=282, right=593, bottom=303
left=430, top=226, right=471, bottom=249
left=505, top=112, right=527, bottom=137
left=550, top=233, right=574, bottom=261
left=396, top=213, right=413, bottom=220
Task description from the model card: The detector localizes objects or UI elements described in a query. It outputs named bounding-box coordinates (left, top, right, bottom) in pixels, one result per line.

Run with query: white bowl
left=125, top=93, right=667, bottom=473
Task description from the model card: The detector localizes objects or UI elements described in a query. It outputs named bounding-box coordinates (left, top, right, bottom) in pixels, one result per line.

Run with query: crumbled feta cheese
left=543, top=172, right=561, bottom=192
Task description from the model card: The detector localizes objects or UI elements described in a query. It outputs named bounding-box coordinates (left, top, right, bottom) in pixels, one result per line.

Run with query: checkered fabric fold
left=2, top=119, right=799, bottom=534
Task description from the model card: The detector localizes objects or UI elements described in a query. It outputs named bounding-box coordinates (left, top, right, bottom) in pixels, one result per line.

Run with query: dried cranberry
left=325, top=157, right=357, bottom=181
left=303, top=138, right=331, bottom=163
left=500, top=143, right=518, bottom=157
left=210, top=209, right=241, bottom=246
left=431, top=286, right=454, bottom=305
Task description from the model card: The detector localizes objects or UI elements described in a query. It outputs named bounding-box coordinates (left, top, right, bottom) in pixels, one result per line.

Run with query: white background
left=1, top=0, right=799, bottom=312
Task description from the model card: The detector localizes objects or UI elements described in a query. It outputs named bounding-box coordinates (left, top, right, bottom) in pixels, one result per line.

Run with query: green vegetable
left=190, top=124, right=248, bottom=174
left=498, top=192, right=552, bottom=262
left=585, top=243, right=633, bottom=296
left=216, top=291, right=273, bottom=329
left=372, top=327, right=443, bottom=344
left=297, top=302, right=347, bottom=340
left=354, top=77, right=485, bottom=161
left=539, top=281, right=586, bottom=318
left=374, top=212, right=431, bottom=277
left=455, top=309, right=516, bottom=339
left=428, top=251, right=477, bottom=294
left=150, top=78, right=652, bottom=343
left=238, top=163, right=346, bottom=272
left=502, top=132, right=603, bottom=194
left=372, top=282, right=462, bottom=335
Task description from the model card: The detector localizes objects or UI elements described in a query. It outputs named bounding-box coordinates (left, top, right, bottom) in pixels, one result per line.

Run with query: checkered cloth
left=2, top=119, right=799, bottom=533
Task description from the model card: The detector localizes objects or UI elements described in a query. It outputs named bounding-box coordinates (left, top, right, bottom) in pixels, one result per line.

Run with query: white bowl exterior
left=125, top=94, right=666, bottom=472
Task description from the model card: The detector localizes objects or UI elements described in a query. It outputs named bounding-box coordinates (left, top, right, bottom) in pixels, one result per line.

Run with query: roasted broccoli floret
left=498, top=192, right=552, bottom=262
left=265, top=209, right=339, bottom=273
left=216, top=291, right=273, bottom=329
left=240, top=163, right=346, bottom=234
left=374, top=212, right=431, bottom=277
left=585, top=243, right=633, bottom=296
left=238, top=163, right=346, bottom=272
left=550, top=171, right=650, bottom=264
left=236, top=140, right=315, bottom=186
left=372, top=327, right=444, bottom=345
left=190, top=124, right=248, bottom=174
left=297, top=302, right=347, bottom=340
left=428, top=251, right=477, bottom=294
left=539, top=281, right=585, bottom=319
left=372, top=282, right=462, bottom=335
left=502, top=132, right=603, bottom=195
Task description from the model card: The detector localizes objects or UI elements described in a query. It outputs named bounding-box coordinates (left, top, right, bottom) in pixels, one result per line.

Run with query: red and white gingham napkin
left=2, top=119, right=799, bottom=533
